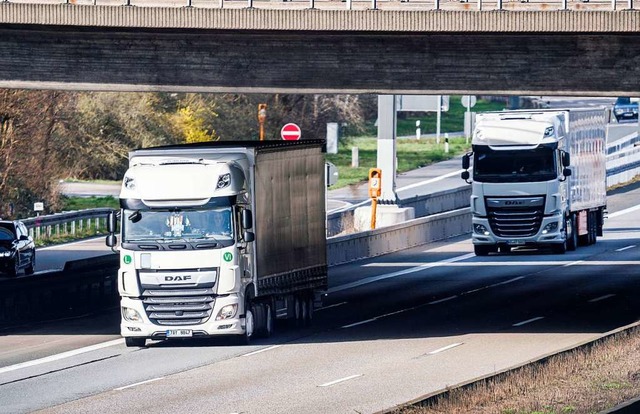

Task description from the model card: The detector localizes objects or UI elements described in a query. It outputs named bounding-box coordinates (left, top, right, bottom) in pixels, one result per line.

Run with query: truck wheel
left=303, top=296, right=314, bottom=327
left=589, top=211, right=597, bottom=245
left=474, top=245, right=491, bottom=256
left=552, top=241, right=566, bottom=254
left=237, top=302, right=255, bottom=345
left=566, top=216, right=577, bottom=251
left=253, top=302, right=274, bottom=338
left=125, top=337, right=146, bottom=347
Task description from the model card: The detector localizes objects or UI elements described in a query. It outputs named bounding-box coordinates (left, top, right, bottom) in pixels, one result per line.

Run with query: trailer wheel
left=566, top=215, right=577, bottom=251
left=588, top=211, right=597, bottom=245
left=304, top=296, right=314, bottom=327
left=125, top=337, right=146, bottom=348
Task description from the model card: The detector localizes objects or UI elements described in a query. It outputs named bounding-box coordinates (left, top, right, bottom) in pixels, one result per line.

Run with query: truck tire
left=237, top=301, right=255, bottom=345
left=552, top=241, right=567, bottom=254
left=474, top=245, right=491, bottom=256
left=303, top=296, right=314, bottom=327
left=125, top=337, right=146, bottom=347
left=566, top=215, right=577, bottom=251
left=253, top=302, right=274, bottom=338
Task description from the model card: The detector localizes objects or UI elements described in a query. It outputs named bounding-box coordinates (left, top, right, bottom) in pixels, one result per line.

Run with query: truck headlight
left=474, top=224, right=490, bottom=236
left=217, top=173, right=231, bottom=189
left=216, top=304, right=238, bottom=320
left=0, top=251, right=14, bottom=257
left=542, top=222, right=559, bottom=234
left=122, top=307, right=143, bottom=322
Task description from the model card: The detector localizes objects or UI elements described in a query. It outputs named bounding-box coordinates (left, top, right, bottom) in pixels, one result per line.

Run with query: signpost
left=461, top=95, right=477, bottom=142
left=281, top=123, right=301, bottom=141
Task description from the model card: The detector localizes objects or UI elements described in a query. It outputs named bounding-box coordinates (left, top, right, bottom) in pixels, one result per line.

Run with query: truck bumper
left=471, top=215, right=565, bottom=247
left=120, top=295, right=246, bottom=340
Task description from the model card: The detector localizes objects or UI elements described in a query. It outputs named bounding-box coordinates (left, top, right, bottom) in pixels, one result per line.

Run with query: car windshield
left=0, top=223, right=15, bottom=241
left=474, top=146, right=557, bottom=183
left=616, top=97, right=631, bottom=105
left=0, top=227, right=15, bottom=241
left=122, top=207, right=233, bottom=243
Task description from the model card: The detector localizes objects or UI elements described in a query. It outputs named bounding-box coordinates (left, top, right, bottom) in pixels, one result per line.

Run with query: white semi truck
left=461, top=108, right=607, bottom=256
left=106, top=140, right=328, bottom=347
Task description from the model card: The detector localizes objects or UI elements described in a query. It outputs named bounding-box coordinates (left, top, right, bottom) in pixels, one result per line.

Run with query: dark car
left=613, top=97, right=639, bottom=122
left=0, top=220, right=36, bottom=277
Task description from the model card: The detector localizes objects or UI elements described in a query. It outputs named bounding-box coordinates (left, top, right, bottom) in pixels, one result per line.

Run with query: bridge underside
left=1, top=25, right=638, bottom=95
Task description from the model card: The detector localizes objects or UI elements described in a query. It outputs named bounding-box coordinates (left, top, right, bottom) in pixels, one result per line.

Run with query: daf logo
left=165, top=275, right=192, bottom=282
left=504, top=200, right=524, bottom=205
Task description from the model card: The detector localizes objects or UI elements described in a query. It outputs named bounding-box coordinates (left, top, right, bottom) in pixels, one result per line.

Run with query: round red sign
left=280, top=123, right=301, bottom=141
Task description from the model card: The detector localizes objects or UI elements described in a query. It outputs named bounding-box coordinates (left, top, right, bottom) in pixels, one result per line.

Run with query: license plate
left=507, top=240, right=525, bottom=246
left=166, top=329, right=192, bottom=338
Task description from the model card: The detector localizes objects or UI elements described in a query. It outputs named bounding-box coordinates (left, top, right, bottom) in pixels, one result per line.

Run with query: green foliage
left=61, top=196, right=119, bottom=211
left=395, top=96, right=508, bottom=136
left=326, top=136, right=470, bottom=188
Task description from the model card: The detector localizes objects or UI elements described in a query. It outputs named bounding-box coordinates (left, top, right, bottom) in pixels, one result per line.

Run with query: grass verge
left=393, top=326, right=640, bottom=414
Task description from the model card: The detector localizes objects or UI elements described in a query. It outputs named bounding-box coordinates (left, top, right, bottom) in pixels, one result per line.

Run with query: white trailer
left=106, top=140, right=327, bottom=346
left=461, top=108, right=607, bottom=255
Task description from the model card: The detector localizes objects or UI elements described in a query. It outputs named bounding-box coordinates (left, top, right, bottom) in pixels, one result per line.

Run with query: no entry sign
left=280, top=123, right=301, bottom=141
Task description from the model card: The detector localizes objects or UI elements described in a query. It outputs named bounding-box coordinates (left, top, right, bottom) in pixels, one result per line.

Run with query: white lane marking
left=317, top=302, right=348, bottom=312
left=608, top=204, right=640, bottom=218
left=428, top=343, right=464, bottom=355
left=0, top=338, right=123, bottom=375
left=329, top=253, right=475, bottom=294
left=396, top=170, right=465, bottom=193
left=318, top=374, right=363, bottom=387
left=589, top=294, right=616, bottom=303
left=364, top=261, right=640, bottom=267
left=616, top=245, right=636, bottom=252
left=341, top=308, right=410, bottom=329
left=429, top=295, right=458, bottom=305
left=513, top=317, right=545, bottom=327
left=241, top=345, right=281, bottom=357
left=462, top=276, right=525, bottom=295
left=341, top=318, right=377, bottom=329
left=114, top=377, right=164, bottom=391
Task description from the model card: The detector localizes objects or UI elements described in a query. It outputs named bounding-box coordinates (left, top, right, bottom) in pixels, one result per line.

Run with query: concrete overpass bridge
left=0, top=2, right=639, bottom=95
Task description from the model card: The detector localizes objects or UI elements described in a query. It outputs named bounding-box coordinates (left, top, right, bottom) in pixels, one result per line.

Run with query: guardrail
left=22, top=208, right=111, bottom=242
left=1, top=0, right=638, bottom=12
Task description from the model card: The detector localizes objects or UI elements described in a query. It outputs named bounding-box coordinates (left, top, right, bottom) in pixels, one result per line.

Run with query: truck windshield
left=122, top=207, right=233, bottom=243
left=473, top=147, right=557, bottom=183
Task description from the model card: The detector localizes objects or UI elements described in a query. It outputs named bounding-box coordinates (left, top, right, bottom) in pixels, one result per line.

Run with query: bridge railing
left=2, top=0, right=637, bottom=12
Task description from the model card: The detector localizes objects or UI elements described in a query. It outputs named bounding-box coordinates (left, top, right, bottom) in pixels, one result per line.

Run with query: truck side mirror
left=461, top=171, right=470, bottom=181
left=243, top=231, right=255, bottom=243
left=563, top=167, right=572, bottom=177
left=242, top=209, right=253, bottom=230
left=106, top=234, right=117, bottom=247
left=107, top=210, right=118, bottom=233
left=462, top=153, right=471, bottom=170
left=562, top=152, right=571, bottom=167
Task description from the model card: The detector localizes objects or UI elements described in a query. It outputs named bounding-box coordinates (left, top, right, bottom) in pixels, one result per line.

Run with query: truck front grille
left=141, top=287, right=215, bottom=326
left=485, top=196, right=545, bottom=238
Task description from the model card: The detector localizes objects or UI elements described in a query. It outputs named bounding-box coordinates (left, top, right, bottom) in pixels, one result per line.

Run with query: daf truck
left=106, top=140, right=328, bottom=347
left=460, top=108, right=607, bottom=256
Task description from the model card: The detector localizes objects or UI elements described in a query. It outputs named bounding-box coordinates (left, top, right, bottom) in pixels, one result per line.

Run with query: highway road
left=0, top=179, right=639, bottom=413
